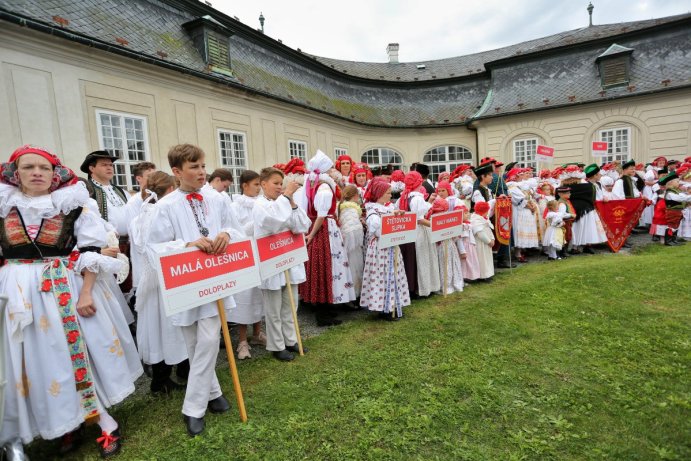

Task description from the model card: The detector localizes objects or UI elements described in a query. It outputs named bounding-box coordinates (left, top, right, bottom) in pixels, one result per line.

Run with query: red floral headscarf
left=364, top=177, right=391, bottom=203
left=1, top=145, right=78, bottom=192
left=399, top=171, right=427, bottom=211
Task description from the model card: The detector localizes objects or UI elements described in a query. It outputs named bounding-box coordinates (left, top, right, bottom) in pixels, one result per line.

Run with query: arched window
left=512, top=137, right=538, bottom=170
left=361, top=148, right=403, bottom=169
left=422, top=145, right=473, bottom=182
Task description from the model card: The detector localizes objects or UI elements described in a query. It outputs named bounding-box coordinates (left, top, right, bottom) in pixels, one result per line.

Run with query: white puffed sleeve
left=74, top=204, right=126, bottom=274
left=409, top=194, right=430, bottom=220
left=146, top=204, right=187, bottom=254
left=366, top=213, right=383, bottom=238
left=313, top=184, right=333, bottom=217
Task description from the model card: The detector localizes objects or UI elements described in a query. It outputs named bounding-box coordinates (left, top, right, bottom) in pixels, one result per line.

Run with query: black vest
left=0, top=207, right=83, bottom=259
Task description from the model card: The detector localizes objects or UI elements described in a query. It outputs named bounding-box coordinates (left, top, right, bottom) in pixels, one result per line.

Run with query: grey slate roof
left=1, top=0, right=690, bottom=127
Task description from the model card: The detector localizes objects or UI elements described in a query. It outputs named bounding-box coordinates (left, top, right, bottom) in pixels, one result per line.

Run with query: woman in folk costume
left=398, top=171, right=441, bottom=297
left=129, top=172, right=188, bottom=394
left=0, top=146, right=142, bottom=458
left=470, top=201, right=495, bottom=281
left=350, top=163, right=371, bottom=201
left=253, top=167, right=311, bottom=361
left=568, top=164, right=607, bottom=254
left=390, top=169, right=406, bottom=202
left=506, top=168, right=540, bottom=262
left=338, top=185, right=365, bottom=299
left=335, top=155, right=354, bottom=185
left=360, top=178, right=410, bottom=319
left=427, top=197, right=464, bottom=294
left=300, top=151, right=356, bottom=326
left=228, top=170, right=266, bottom=360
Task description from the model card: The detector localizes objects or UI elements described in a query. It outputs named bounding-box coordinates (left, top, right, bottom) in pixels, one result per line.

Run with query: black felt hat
left=473, top=163, right=494, bottom=177
left=584, top=163, right=600, bottom=178
left=621, top=159, right=636, bottom=170
left=80, top=150, right=119, bottom=174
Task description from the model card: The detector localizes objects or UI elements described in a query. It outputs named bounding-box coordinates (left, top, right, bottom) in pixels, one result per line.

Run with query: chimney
left=259, top=12, right=265, bottom=33
left=587, top=2, right=594, bottom=27
left=386, top=43, right=399, bottom=64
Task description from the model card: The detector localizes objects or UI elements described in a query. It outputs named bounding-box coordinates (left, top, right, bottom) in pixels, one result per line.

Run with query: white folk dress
left=572, top=183, right=607, bottom=246
left=228, top=194, right=264, bottom=325
left=542, top=211, right=566, bottom=250
left=360, top=203, right=410, bottom=317
left=409, top=192, right=441, bottom=296
left=508, top=181, right=540, bottom=248
left=338, top=201, right=365, bottom=298
left=0, top=183, right=142, bottom=445
left=130, top=201, right=188, bottom=365
left=470, top=212, right=495, bottom=280
left=146, top=188, right=245, bottom=327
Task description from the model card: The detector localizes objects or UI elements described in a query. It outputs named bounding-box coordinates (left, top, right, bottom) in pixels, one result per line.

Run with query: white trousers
left=261, top=286, right=298, bottom=352
left=181, top=316, right=223, bottom=418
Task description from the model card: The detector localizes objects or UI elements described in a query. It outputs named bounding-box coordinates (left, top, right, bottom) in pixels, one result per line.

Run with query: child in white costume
left=130, top=171, right=188, bottom=394
left=228, top=170, right=266, bottom=360
left=147, top=144, right=244, bottom=437
left=470, top=201, right=495, bottom=280
left=433, top=182, right=464, bottom=294
left=360, top=178, right=411, bottom=318
left=542, top=200, right=566, bottom=260
left=338, top=185, right=365, bottom=298
left=253, top=167, right=311, bottom=362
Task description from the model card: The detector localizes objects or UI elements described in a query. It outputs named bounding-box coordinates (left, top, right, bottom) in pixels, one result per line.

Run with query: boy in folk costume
left=146, top=144, right=244, bottom=436
left=253, top=167, right=311, bottom=361
left=470, top=201, right=495, bottom=281
left=660, top=172, right=691, bottom=246
left=299, top=151, right=356, bottom=326
left=555, top=186, right=576, bottom=258
left=360, top=178, right=411, bottom=318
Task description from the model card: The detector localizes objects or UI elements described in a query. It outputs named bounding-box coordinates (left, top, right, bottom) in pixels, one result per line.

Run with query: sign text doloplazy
left=256, top=230, right=308, bottom=280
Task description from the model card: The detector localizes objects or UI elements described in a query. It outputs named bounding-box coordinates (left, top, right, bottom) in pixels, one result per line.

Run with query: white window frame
left=288, top=140, right=307, bottom=161
left=422, top=145, right=474, bottom=183
left=512, top=138, right=538, bottom=171
left=598, top=127, right=631, bottom=163
left=361, top=147, right=403, bottom=170
left=95, top=109, right=150, bottom=191
left=217, top=129, right=248, bottom=195
left=334, top=147, right=348, bottom=158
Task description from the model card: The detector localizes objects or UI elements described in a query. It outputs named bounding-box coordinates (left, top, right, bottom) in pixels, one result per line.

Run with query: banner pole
left=284, top=270, right=304, bottom=356
left=216, top=299, right=248, bottom=423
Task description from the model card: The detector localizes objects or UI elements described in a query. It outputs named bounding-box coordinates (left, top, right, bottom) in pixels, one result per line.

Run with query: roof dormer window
left=596, top=44, right=633, bottom=89
left=183, top=15, right=234, bottom=77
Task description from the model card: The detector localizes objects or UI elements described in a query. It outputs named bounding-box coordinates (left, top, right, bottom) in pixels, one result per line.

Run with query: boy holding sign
left=147, top=144, right=244, bottom=436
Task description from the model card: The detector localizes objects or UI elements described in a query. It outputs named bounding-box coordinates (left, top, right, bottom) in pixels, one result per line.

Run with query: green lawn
left=30, top=244, right=690, bottom=460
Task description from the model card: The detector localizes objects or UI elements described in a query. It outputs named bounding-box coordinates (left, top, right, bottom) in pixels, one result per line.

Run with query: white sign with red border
left=430, top=210, right=464, bottom=243
left=379, top=213, right=418, bottom=249
left=536, top=145, right=555, bottom=163
left=156, top=238, right=261, bottom=317
left=255, top=230, right=309, bottom=280
left=592, top=141, right=609, bottom=157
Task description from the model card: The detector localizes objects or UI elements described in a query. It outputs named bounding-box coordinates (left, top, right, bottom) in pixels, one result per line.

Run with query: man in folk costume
left=612, top=159, right=642, bottom=200
left=660, top=172, right=691, bottom=246
left=569, top=164, right=608, bottom=254
left=299, top=150, right=356, bottom=326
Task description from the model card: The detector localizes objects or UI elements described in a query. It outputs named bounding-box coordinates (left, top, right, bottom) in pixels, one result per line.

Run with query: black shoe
left=183, top=415, right=205, bottom=436
left=272, top=349, right=295, bottom=361
left=285, top=343, right=308, bottom=354
left=97, top=428, right=121, bottom=458
left=496, top=261, right=517, bottom=269
left=151, top=377, right=185, bottom=395
left=316, top=318, right=343, bottom=327
left=652, top=235, right=660, bottom=242
left=583, top=247, right=595, bottom=254
left=207, top=395, right=230, bottom=414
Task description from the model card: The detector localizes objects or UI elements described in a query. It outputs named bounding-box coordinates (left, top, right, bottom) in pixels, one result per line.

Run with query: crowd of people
left=1, top=144, right=689, bottom=459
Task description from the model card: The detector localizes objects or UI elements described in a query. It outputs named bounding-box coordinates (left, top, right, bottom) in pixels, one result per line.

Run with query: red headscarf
left=390, top=169, right=405, bottom=182
left=450, top=164, right=471, bottom=183
left=350, top=163, right=372, bottom=186
left=1, top=145, right=78, bottom=192
left=364, top=177, right=391, bottom=203
left=335, top=155, right=354, bottom=174
left=437, top=171, right=451, bottom=183
left=426, top=197, right=449, bottom=219
left=436, top=180, right=453, bottom=196
left=283, top=158, right=306, bottom=175
left=399, top=171, right=427, bottom=211
left=474, top=201, right=490, bottom=216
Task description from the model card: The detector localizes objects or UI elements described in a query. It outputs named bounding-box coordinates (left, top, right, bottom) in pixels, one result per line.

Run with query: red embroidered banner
left=494, top=196, right=512, bottom=245
left=595, top=198, right=645, bottom=252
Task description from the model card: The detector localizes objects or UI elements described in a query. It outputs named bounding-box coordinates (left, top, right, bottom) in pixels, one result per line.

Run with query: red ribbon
left=186, top=193, right=203, bottom=201
left=97, top=431, right=119, bottom=449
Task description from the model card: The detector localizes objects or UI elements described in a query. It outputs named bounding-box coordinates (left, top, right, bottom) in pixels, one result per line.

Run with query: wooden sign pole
left=284, top=270, right=304, bottom=356
left=216, top=299, right=248, bottom=422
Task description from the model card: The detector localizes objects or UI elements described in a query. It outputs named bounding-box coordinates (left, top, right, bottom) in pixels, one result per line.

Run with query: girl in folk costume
left=601, top=176, right=616, bottom=201
left=436, top=181, right=469, bottom=286
left=360, top=178, right=410, bottom=319
left=640, top=164, right=658, bottom=227
left=300, top=151, right=356, bottom=326
left=678, top=167, right=691, bottom=241
left=537, top=181, right=555, bottom=235
left=450, top=165, right=475, bottom=210
left=470, top=201, right=495, bottom=280
left=338, top=185, right=365, bottom=299
left=398, top=171, right=441, bottom=297
left=146, top=144, right=245, bottom=437
left=0, top=146, right=142, bottom=458
left=390, top=169, right=406, bottom=202
left=506, top=168, right=540, bottom=263
left=542, top=200, right=567, bottom=260
left=228, top=170, right=266, bottom=360
left=253, top=168, right=311, bottom=362
left=555, top=186, right=577, bottom=258
left=660, top=172, right=691, bottom=246
left=428, top=197, right=464, bottom=294
left=129, top=172, right=188, bottom=394
left=650, top=186, right=668, bottom=242
left=571, top=164, right=607, bottom=254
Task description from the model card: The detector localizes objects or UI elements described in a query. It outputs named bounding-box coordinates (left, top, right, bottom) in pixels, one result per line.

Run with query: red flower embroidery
left=58, top=292, right=71, bottom=306
left=69, top=250, right=80, bottom=262
left=62, top=315, right=76, bottom=324
left=71, top=352, right=85, bottom=361
left=67, top=262, right=74, bottom=270
left=52, top=259, right=60, bottom=268
left=74, top=367, right=87, bottom=382
left=41, top=279, right=52, bottom=292
left=67, top=330, right=80, bottom=344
